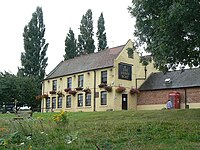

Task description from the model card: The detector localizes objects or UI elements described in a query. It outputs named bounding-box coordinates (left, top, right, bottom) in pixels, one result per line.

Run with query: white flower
left=19, top=142, right=25, bottom=146
left=26, top=136, right=32, bottom=140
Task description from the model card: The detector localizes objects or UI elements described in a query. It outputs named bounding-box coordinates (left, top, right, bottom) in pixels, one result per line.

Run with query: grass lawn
left=0, top=109, right=200, bottom=149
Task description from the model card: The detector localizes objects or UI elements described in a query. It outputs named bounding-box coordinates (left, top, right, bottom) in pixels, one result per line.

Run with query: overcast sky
left=0, top=0, right=135, bottom=74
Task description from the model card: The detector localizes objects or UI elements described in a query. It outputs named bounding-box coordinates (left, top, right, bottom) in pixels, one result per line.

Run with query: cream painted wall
left=41, top=39, right=157, bottom=112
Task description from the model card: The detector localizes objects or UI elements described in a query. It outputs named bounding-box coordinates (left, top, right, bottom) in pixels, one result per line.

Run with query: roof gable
left=46, top=45, right=125, bottom=79
left=139, top=68, right=200, bottom=90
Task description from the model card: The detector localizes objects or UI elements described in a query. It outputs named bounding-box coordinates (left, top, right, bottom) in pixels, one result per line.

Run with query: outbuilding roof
left=139, top=68, right=200, bottom=91
left=45, top=45, right=125, bottom=79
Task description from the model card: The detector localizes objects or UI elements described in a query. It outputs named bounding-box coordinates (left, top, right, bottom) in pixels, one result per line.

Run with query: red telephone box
left=169, top=92, right=180, bottom=109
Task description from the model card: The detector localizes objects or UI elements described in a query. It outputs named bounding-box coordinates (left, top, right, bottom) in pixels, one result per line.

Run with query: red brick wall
left=186, top=88, right=200, bottom=103
left=137, top=88, right=200, bottom=105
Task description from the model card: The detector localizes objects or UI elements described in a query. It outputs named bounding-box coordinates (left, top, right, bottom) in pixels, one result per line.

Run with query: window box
left=42, top=94, right=48, bottom=98
left=75, top=87, right=83, bottom=91
left=104, top=86, right=112, bottom=92
left=130, top=88, right=140, bottom=95
left=64, top=88, right=71, bottom=92
left=57, top=91, right=64, bottom=97
left=69, top=90, right=77, bottom=96
left=50, top=91, right=56, bottom=94
left=116, top=86, right=126, bottom=93
left=83, top=88, right=91, bottom=94
left=98, top=83, right=107, bottom=88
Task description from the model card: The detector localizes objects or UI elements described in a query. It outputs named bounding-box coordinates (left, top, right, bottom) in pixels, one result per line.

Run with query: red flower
left=116, top=86, right=126, bottom=93
left=98, top=83, right=107, bottom=88
left=64, top=88, right=71, bottom=92
left=68, top=90, right=77, bottom=96
left=130, top=88, right=140, bottom=94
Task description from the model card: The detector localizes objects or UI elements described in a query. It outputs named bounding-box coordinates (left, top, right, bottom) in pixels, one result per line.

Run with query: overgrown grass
left=0, top=109, right=200, bottom=149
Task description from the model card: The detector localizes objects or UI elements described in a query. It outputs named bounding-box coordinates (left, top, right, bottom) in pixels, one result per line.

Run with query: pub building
left=41, top=40, right=156, bottom=112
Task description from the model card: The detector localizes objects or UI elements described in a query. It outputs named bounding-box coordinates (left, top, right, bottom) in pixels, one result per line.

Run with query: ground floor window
left=85, top=93, right=91, bottom=106
left=66, top=95, right=71, bottom=108
left=101, top=91, right=107, bottom=105
left=46, top=97, right=50, bottom=109
left=52, top=97, right=56, bottom=109
left=78, top=94, right=83, bottom=107
left=58, top=96, right=62, bottom=108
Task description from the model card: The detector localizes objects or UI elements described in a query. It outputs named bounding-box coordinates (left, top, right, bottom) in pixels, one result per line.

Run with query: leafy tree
left=64, top=28, right=77, bottom=60
left=96, top=12, right=107, bottom=51
left=0, top=72, right=40, bottom=112
left=77, top=9, right=95, bottom=55
left=20, top=6, right=48, bottom=81
left=129, top=0, right=200, bottom=71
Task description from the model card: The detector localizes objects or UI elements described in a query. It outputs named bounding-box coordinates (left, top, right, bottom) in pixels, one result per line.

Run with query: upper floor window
left=101, top=91, right=107, bottom=105
left=101, top=71, right=107, bottom=84
left=52, top=97, right=56, bottom=109
left=52, top=80, right=57, bottom=91
left=67, top=77, right=72, bottom=88
left=85, top=93, right=91, bottom=106
left=58, top=97, right=62, bottom=108
left=66, top=95, right=71, bottom=108
left=78, top=94, right=83, bottom=107
left=78, top=75, right=84, bottom=87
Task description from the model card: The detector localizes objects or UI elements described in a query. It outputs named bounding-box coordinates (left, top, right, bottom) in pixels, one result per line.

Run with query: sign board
left=118, top=63, right=132, bottom=80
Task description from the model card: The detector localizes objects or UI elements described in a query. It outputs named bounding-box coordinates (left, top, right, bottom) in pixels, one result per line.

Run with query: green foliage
left=20, top=6, right=48, bottom=81
left=1, top=109, right=200, bottom=149
left=77, top=9, right=95, bottom=55
left=64, top=28, right=77, bottom=60
left=96, top=12, right=107, bottom=51
left=129, top=0, right=200, bottom=71
left=0, top=72, right=40, bottom=110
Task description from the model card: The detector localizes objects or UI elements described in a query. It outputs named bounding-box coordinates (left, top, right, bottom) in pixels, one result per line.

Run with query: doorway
left=122, top=94, right=128, bottom=110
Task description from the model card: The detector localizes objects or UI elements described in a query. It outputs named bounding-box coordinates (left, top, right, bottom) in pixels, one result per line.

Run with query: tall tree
left=129, top=0, right=200, bottom=71
left=77, top=9, right=95, bottom=55
left=96, top=12, right=107, bottom=51
left=20, top=7, right=48, bottom=81
left=64, top=28, right=77, bottom=60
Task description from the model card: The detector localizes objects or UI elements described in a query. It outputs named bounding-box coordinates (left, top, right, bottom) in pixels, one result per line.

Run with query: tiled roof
left=139, top=68, right=200, bottom=91
left=46, top=45, right=125, bottom=79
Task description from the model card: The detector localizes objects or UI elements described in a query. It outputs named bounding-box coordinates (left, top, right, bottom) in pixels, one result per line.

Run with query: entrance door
left=122, top=94, right=128, bottom=110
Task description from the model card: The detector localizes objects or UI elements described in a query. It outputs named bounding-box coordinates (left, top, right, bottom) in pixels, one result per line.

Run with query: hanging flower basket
left=69, top=90, right=77, bottom=96
left=50, top=91, right=56, bottom=94
left=57, top=91, right=64, bottom=97
left=75, top=87, right=83, bottom=91
left=116, top=86, right=126, bottom=93
left=42, top=94, right=48, bottom=98
left=98, top=83, right=107, bottom=88
left=64, top=88, right=71, bottom=92
left=83, top=88, right=91, bottom=94
left=130, top=88, right=140, bottom=95
left=104, top=86, right=112, bottom=92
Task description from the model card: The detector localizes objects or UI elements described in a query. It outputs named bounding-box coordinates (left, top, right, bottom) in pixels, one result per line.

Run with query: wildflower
left=27, top=136, right=32, bottom=140
left=40, top=131, right=44, bottom=134
left=29, top=145, right=32, bottom=150
left=19, top=142, right=25, bottom=146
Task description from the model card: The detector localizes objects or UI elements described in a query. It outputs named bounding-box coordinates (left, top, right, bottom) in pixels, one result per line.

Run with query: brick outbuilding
left=138, top=68, right=200, bottom=110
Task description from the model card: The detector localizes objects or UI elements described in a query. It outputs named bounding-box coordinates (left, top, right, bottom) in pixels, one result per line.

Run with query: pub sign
left=118, top=63, right=132, bottom=80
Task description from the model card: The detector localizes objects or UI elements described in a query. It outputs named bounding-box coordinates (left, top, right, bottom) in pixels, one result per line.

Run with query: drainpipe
left=184, top=88, right=187, bottom=109
left=93, top=70, right=96, bottom=111
left=135, top=66, right=147, bottom=89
